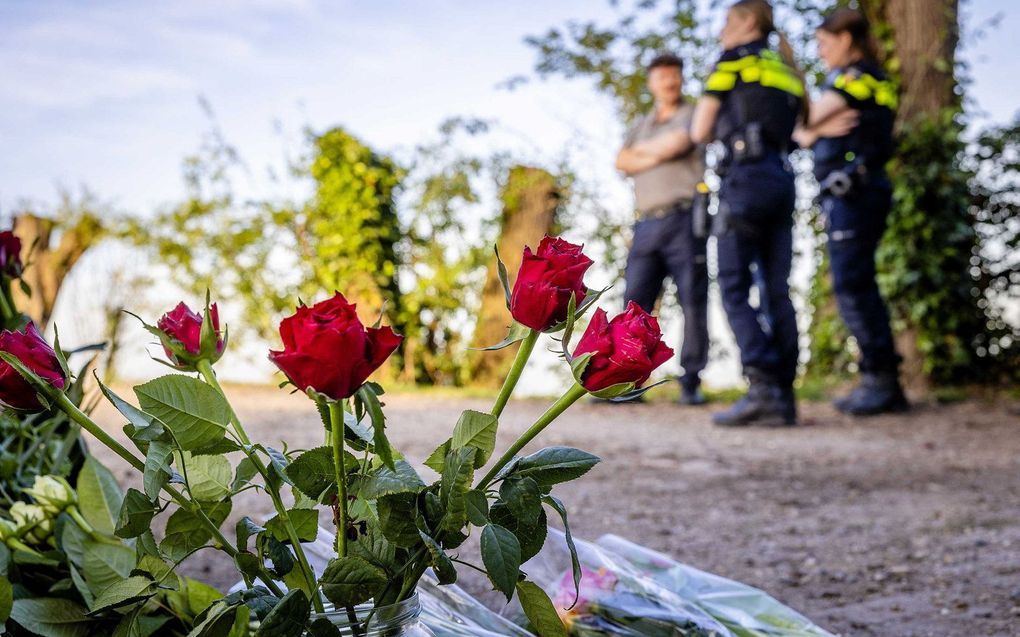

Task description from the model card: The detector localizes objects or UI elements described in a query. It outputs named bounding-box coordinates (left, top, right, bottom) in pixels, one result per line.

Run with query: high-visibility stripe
left=709, top=51, right=803, bottom=97
left=706, top=71, right=737, bottom=92
left=833, top=72, right=898, bottom=109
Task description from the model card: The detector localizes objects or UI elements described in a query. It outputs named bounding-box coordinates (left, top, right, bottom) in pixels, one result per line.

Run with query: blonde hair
left=731, top=0, right=808, bottom=121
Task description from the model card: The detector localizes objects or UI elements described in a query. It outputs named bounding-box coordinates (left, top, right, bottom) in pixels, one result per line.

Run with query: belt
left=637, top=199, right=693, bottom=221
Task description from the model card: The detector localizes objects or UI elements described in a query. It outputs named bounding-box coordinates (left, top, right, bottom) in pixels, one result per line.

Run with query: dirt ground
left=91, top=388, right=1020, bottom=637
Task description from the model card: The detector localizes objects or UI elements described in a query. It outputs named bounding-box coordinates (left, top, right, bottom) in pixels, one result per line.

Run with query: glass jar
left=304, top=594, right=435, bottom=637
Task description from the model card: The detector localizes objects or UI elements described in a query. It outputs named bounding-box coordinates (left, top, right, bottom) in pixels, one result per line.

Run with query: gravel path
left=90, top=387, right=1020, bottom=637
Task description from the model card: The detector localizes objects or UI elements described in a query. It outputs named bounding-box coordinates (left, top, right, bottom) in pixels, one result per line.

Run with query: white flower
left=10, top=501, right=53, bottom=544
left=24, top=475, right=76, bottom=515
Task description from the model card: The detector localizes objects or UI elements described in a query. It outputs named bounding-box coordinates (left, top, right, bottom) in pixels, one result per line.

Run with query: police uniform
left=621, top=103, right=709, bottom=396
left=814, top=62, right=903, bottom=386
left=704, top=38, right=802, bottom=417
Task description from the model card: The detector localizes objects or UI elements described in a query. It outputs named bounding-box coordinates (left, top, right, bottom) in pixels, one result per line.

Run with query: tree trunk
left=863, top=0, right=960, bottom=125
left=12, top=213, right=102, bottom=329
left=861, top=0, right=960, bottom=394
left=468, top=166, right=560, bottom=386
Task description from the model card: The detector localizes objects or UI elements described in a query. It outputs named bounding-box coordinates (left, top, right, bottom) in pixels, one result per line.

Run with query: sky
left=0, top=0, right=1016, bottom=387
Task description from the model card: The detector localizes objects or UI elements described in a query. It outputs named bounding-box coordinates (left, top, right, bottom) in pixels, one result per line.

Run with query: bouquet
left=0, top=236, right=674, bottom=636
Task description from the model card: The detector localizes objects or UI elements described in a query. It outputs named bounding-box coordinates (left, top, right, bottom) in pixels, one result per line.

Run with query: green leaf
left=165, top=577, right=223, bottom=620
left=376, top=492, right=421, bottom=548
left=10, top=598, right=94, bottom=637
left=143, top=439, right=173, bottom=500
left=185, top=599, right=242, bottom=637
left=358, top=460, right=425, bottom=499
left=307, top=618, right=343, bottom=637
left=112, top=614, right=170, bottom=637
left=348, top=526, right=397, bottom=575
left=263, top=536, right=295, bottom=578
left=543, top=495, right=581, bottom=609
left=480, top=524, right=521, bottom=601
left=134, top=375, right=230, bottom=451
left=474, top=321, right=531, bottom=351
left=178, top=451, right=232, bottom=501
left=263, top=446, right=294, bottom=486
left=451, top=410, right=498, bottom=467
left=81, top=539, right=136, bottom=596
left=0, top=576, right=12, bottom=623
left=500, top=477, right=543, bottom=525
left=464, top=489, right=489, bottom=526
left=512, top=447, right=600, bottom=487
left=286, top=446, right=355, bottom=500
left=133, top=554, right=179, bottom=591
left=254, top=589, right=309, bottom=637
left=76, top=456, right=124, bottom=535
left=231, top=457, right=258, bottom=492
left=516, top=580, right=568, bottom=637
left=88, top=575, right=157, bottom=615
left=98, top=379, right=165, bottom=442
left=423, top=439, right=451, bottom=474
left=318, top=556, right=387, bottom=607
left=236, top=517, right=267, bottom=551
left=491, top=503, right=547, bottom=562
left=115, top=488, right=156, bottom=539
left=419, top=531, right=457, bottom=584
left=439, top=447, right=477, bottom=534
left=357, top=386, right=394, bottom=470
left=265, top=508, right=318, bottom=544
left=495, top=244, right=512, bottom=308
left=161, top=501, right=231, bottom=561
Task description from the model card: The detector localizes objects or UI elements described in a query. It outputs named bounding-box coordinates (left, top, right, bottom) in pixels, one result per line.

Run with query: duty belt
left=637, top=198, right=693, bottom=221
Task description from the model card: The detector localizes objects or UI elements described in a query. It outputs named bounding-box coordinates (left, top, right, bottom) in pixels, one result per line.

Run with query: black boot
left=679, top=377, right=708, bottom=406
left=777, top=385, right=798, bottom=426
left=835, top=371, right=908, bottom=416
left=712, top=369, right=788, bottom=427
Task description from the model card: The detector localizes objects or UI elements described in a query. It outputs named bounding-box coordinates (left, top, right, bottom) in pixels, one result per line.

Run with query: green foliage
left=877, top=111, right=1019, bottom=383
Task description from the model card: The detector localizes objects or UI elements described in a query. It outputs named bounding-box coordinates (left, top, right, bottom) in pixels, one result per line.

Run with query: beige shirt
left=624, top=103, right=705, bottom=213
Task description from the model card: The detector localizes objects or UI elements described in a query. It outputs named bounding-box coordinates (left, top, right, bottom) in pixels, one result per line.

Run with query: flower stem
left=490, top=328, right=539, bottom=418
left=51, top=391, right=286, bottom=597
left=477, top=382, right=588, bottom=490
left=328, top=402, right=349, bottom=558
left=197, top=359, right=323, bottom=611
left=0, top=284, right=15, bottom=326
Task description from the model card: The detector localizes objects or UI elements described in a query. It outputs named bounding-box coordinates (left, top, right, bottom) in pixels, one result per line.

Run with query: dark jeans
left=716, top=155, right=799, bottom=387
left=822, top=178, right=900, bottom=373
left=624, top=205, right=709, bottom=387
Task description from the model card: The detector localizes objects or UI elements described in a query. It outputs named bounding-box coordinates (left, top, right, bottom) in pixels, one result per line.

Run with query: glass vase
left=304, top=594, right=435, bottom=636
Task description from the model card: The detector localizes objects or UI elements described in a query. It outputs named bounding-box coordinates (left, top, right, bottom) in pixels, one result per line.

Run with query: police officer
left=616, top=53, right=710, bottom=405
left=793, top=8, right=908, bottom=415
left=690, top=0, right=804, bottom=426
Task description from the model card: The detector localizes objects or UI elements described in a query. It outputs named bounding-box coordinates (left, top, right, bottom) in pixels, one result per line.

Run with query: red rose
left=0, top=324, right=66, bottom=410
left=572, top=302, right=674, bottom=394
left=156, top=302, right=224, bottom=369
left=0, top=231, right=22, bottom=279
left=510, top=236, right=593, bottom=332
left=269, top=293, right=402, bottom=401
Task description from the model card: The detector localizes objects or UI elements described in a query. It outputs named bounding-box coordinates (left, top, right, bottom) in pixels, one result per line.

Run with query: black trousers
left=822, top=177, right=900, bottom=373
left=716, top=154, right=800, bottom=387
left=623, top=205, right=709, bottom=387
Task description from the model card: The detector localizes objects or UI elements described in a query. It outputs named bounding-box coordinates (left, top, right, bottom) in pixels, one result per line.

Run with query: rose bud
left=510, top=236, right=593, bottom=332
left=0, top=231, right=23, bottom=280
left=572, top=302, right=674, bottom=396
left=25, top=475, right=76, bottom=516
left=0, top=324, right=67, bottom=410
left=156, top=301, right=225, bottom=370
left=269, top=292, right=403, bottom=401
left=10, top=501, right=53, bottom=545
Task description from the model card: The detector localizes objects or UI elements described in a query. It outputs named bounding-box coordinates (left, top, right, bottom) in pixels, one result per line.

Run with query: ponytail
left=775, top=30, right=809, bottom=123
